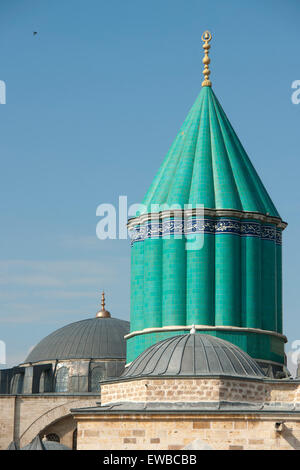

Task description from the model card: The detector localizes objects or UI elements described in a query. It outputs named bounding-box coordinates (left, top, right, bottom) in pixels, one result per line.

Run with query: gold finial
left=201, top=30, right=212, bottom=87
left=96, top=291, right=111, bottom=318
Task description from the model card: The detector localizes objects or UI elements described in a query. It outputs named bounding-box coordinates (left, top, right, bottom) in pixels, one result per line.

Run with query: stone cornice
left=125, top=325, right=287, bottom=342
left=127, top=208, right=287, bottom=230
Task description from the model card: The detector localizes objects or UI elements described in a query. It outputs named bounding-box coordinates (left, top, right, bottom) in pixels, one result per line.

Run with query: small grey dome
left=22, top=438, right=71, bottom=450
left=25, top=317, right=130, bottom=363
left=43, top=441, right=71, bottom=450
left=123, top=334, right=265, bottom=379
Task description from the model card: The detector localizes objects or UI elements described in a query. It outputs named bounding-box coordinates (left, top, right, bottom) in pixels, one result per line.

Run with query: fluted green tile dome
left=142, top=86, right=279, bottom=216
left=128, top=35, right=287, bottom=374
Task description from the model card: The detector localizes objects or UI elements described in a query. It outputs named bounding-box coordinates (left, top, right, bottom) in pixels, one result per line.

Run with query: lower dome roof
left=122, top=333, right=265, bottom=379
left=22, top=440, right=71, bottom=450
left=24, top=317, right=130, bottom=363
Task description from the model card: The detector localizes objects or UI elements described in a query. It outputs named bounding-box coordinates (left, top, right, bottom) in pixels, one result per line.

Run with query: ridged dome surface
left=22, top=440, right=71, bottom=450
left=123, top=334, right=265, bottom=379
left=25, top=317, right=130, bottom=363
left=142, top=86, right=279, bottom=217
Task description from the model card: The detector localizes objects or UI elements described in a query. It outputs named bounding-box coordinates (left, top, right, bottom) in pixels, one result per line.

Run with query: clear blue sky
left=0, top=0, right=299, bottom=369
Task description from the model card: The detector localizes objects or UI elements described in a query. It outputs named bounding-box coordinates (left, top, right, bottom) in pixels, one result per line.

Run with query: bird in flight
left=33, top=31, right=37, bottom=36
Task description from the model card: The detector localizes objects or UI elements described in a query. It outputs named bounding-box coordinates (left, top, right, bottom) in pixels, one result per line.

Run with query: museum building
left=2, top=32, right=300, bottom=451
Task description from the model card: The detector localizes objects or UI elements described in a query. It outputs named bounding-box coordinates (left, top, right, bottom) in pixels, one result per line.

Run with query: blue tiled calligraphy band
left=128, top=217, right=282, bottom=245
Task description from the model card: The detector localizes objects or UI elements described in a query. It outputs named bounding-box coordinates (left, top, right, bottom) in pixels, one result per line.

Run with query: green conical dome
left=143, top=86, right=279, bottom=217
left=127, top=50, right=287, bottom=376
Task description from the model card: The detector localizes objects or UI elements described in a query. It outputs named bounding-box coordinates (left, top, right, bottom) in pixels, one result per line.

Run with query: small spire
left=201, top=30, right=212, bottom=87
left=190, top=324, right=196, bottom=334
left=96, top=291, right=111, bottom=318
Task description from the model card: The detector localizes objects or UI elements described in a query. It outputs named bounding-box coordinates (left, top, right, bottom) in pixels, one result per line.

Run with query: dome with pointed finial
left=129, top=31, right=284, bottom=216
left=140, top=86, right=281, bottom=215
left=8, top=292, right=131, bottom=394
left=24, top=293, right=129, bottom=363
left=126, top=31, right=287, bottom=377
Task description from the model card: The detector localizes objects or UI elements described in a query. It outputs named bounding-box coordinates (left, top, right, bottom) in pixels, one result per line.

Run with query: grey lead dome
left=25, top=317, right=130, bottom=363
left=122, top=334, right=265, bottom=379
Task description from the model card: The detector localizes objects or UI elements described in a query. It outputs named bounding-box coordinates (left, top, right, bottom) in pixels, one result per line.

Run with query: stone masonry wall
left=0, top=396, right=15, bottom=450
left=76, top=414, right=300, bottom=450
left=0, top=394, right=98, bottom=450
left=101, top=378, right=300, bottom=406
left=101, top=378, right=275, bottom=405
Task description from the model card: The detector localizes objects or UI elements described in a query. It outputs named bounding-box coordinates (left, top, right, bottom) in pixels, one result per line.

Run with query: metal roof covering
left=25, top=317, right=130, bottom=363
left=42, top=441, right=71, bottom=450
left=71, top=400, right=300, bottom=415
left=122, top=333, right=265, bottom=379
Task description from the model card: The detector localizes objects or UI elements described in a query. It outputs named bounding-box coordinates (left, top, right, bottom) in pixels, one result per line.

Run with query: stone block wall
left=101, top=377, right=281, bottom=405
left=76, top=414, right=300, bottom=450
left=0, top=396, right=15, bottom=449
